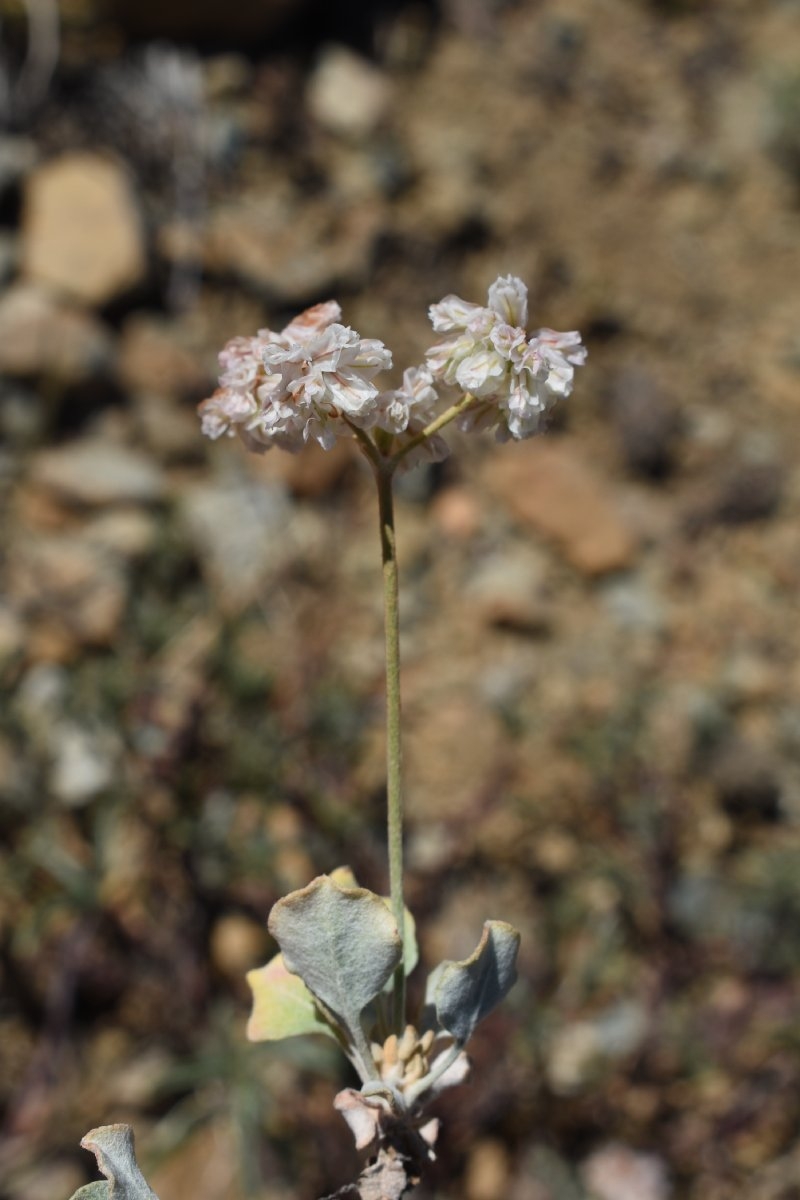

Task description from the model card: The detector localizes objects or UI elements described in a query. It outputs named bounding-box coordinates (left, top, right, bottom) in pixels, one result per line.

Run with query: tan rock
left=83, top=509, right=159, bottom=559
left=0, top=283, right=113, bottom=381
left=49, top=722, right=120, bottom=807
left=210, top=914, right=269, bottom=979
left=582, top=1143, right=670, bottom=1200
left=139, top=617, right=219, bottom=762
left=465, top=548, right=552, bottom=633
left=307, top=46, right=391, bottom=139
left=22, top=152, right=146, bottom=305
left=118, top=314, right=212, bottom=398
left=13, top=483, right=77, bottom=532
left=430, top=485, right=482, bottom=540
left=263, top=802, right=316, bottom=891
left=112, top=1048, right=174, bottom=1108
left=134, top=392, right=206, bottom=462
left=0, top=604, right=24, bottom=666
left=9, top=534, right=128, bottom=651
left=483, top=439, right=636, bottom=576
left=180, top=475, right=291, bottom=613
left=4, top=1162, right=85, bottom=1200
left=405, top=696, right=505, bottom=824
left=29, top=439, right=165, bottom=507
left=255, top=437, right=357, bottom=498
left=147, top=1120, right=242, bottom=1200
left=466, top=1139, right=511, bottom=1200
left=163, top=190, right=382, bottom=304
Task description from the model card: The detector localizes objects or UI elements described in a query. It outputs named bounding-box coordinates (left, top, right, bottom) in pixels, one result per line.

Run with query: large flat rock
left=22, top=152, right=147, bottom=306
left=0, top=283, right=114, bottom=380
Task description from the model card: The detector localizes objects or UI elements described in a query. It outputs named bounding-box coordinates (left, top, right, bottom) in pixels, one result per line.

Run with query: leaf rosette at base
left=247, top=871, right=520, bottom=1136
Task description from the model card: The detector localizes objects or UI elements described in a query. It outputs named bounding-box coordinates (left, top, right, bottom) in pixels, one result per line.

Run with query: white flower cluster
left=426, top=274, right=586, bottom=441
left=198, top=301, right=394, bottom=453
left=198, top=277, right=585, bottom=463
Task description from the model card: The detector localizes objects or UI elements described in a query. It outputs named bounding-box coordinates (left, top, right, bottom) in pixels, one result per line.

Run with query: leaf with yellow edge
left=330, top=865, right=359, bottom=889
left=247, top=952, right=338, bottom=1042
left=247, top=865, right=357, bottom=1045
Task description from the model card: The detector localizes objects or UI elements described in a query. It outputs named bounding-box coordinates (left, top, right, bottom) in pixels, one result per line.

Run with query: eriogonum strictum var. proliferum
left=70, top=278, right=586, bottom=1200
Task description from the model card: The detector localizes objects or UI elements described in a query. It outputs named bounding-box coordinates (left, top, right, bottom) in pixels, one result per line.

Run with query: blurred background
left=1, top=0, right=799, bottom=1197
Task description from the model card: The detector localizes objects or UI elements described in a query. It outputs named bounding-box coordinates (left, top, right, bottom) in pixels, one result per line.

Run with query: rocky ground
left=1, top=1, right=800, bottom=1198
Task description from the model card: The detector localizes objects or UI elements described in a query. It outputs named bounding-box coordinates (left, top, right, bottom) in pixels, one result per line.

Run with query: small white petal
left=428, top=294, right=486, bottom=333
left=425, top=337, right=462, bottom=383
left=487, top=275, right=528, bottom=327
left=456, top=348, right=506, bottom=395
left=429, top=1049, right=471, bottom=1098
left=490, top=322, right=527, bottom=359
left=419, top=1118, right=440, bottom=1151
left=197, top=387, right=256, bottom=438
left=352, top=338, right=393, bottom=372
left=333, top=1089, right=387, bottom=1151
left=326, top=369, right=379, bottom=415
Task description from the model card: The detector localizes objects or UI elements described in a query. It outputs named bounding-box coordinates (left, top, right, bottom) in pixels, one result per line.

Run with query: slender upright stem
left=357, top=392, right=475, bottom=1035
left=374, top=461, right=406, bottom=1034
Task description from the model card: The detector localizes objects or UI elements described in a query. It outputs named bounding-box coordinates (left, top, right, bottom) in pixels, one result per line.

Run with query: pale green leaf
left=269, top=875, right=402, bottom=1053
left=435, top=921, right=520, bottom=1044
left=70, top=1126, right=158, bottom=1200
left=247, top=951, right=338, bottom=1042
left=418, top=960, right=446, bottom=1033
left=382, top=900, right=418, bottom=987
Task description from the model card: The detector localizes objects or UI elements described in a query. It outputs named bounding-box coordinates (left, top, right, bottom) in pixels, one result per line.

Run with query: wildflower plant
left=69, top=277, right=585, bottom=1199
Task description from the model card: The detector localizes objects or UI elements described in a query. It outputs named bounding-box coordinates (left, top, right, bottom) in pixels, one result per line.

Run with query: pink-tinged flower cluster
left=198, top=301, right=393, bottom=453
left=198, top=279, right=585, bottom=464
left=426, top=275, right=586, bottom=441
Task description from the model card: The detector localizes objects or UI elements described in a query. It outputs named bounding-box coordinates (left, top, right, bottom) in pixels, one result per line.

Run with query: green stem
left=352, top=392, right=476, bottom=1035
left=389, top=392, right=476, bottom=470
left=374, top=461, right=406, bottom=1035
left=345, top=417, right=383, bottom=468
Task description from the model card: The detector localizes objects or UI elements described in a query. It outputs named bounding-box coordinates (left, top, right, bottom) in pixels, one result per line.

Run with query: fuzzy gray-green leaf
left=69, top=1185, right=110, bottom=1200
left=268, top=875, right=402, bottom=1050
left=435, top=920, right=520, bottom=1045
left=71, top=1126, right=158, bottom=1200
